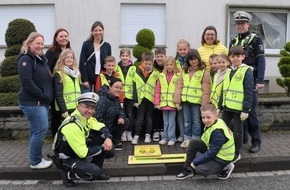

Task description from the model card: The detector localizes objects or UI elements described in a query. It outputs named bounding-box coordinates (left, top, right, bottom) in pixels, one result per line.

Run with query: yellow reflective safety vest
left=210, top=73, right=223, bottom=109
left=135, top=70, right=159, bottom=104
left=201, top=119, right=235, bottom=161
left=176, top=60, right=183, bottom=72
left=233, top=33, right=256, bottom=46
left=99, top=73, right=109, bottom=86
left=181, top=69, right=205, bottom=104
left=55, top=72, right=81, bottom=111
left=222, top=66, right=250, bottom=111
left=115, top=65, right=136, bottom=99
left=159, top=73, right=180, bottom=108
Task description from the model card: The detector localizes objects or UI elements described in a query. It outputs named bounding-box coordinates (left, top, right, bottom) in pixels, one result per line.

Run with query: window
left=120, top=4, right=166, bottom=46
left=228, top=8, right=289, bottom=54
left=0, top=4, right=55, bottom=46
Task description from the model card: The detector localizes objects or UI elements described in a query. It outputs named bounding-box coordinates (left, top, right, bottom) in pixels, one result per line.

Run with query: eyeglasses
left=79, top=103, right=95, bottom=111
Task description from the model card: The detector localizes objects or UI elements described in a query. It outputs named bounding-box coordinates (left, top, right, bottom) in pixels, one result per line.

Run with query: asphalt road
left=1, top=172, right=290, bottom=190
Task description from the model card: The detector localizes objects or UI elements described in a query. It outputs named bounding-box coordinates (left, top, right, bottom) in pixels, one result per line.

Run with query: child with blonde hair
left=53, top=49, right=81, bottom=120
left=154, top=56, right=180, bottom=146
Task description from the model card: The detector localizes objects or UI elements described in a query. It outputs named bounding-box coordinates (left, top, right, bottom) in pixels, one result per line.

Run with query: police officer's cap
left=234, top=11, right=252, bottom=22
left=77, top=92, right=99, bottom=106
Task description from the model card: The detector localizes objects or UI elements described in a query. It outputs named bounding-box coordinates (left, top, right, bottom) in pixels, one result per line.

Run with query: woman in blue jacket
left=79, top=21, right=111, bottom=93
left=18, top=32, right=54, bottom=169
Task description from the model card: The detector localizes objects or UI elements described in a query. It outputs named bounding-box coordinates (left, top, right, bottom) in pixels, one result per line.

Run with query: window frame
left=227, top=7, right=290, bottom=55
left=120, top=3, right=166, bottom=47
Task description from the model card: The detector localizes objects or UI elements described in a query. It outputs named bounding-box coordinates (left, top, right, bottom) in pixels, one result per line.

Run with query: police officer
left=52, top=92, right=115, bottom=187
left=230, top=11, right=266, bottom=153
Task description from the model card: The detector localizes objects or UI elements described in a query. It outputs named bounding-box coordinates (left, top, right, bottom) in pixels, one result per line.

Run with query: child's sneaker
left=231, top=154, right=241, bottom=164
left=153, top=132, right=160, bottom=141
left=168, top=140, right=175, bottom=146
left=159, top=139, right=168, bottom=145
left=126, top=131, right=133, bottom=142
left=144, top=134, right=151, bottom=143
left=176, top=168, right=194, bottom=180
left=177, top=136, right=184, bottom=142
left=115, top=143, right=123, bottom=151
left=217, top=163, right=235, bottom=180
left=180, top=139, right=189, bottom=148
left=131, top=135, right=139, bottom=145
left=121, top=132, right=127, bottom=142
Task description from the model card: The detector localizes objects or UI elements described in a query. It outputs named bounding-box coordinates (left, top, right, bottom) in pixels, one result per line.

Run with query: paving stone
left=135, top=176, right=149, bottom=181
left=0, top=180, right=11, bottom=185
left=23, top=180, right=38, bottom=185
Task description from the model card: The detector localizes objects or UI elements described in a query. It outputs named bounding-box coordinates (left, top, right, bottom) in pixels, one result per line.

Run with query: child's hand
left=154, top=105, right=160, bottom=109
left=240, top=112, right=249, bottom=121
left=175, top=104, right=182, bottom=111
left=133, top=103, right=139, bottom=108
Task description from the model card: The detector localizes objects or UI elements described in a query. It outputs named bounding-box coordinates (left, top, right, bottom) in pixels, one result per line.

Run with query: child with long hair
left=154, top=56, right=180, bottom=146
left=175, top=39, right=191, bottom=143
left=210, top=54, right=230, bottom=109
left=53, top=49, right=81, bottom=121
left=174, top=49, right=211, bottom=148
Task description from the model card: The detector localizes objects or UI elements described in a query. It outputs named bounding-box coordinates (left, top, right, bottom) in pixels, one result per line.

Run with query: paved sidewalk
left=1, top=132, right=290, bottom=180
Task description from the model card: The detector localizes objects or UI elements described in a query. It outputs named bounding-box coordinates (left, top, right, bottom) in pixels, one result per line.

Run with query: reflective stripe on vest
left=223, top=66, right=249, bottom=111
left=159, top=73, right=180, bottom=108
left=100, top=74, right=109, bottom=86
left=181, top=69, right=205, bottom=104
left=116, top=65, right=136, bottom=99
left=234, top=33, right=256, bottom=47
left=55, top=72, right=81, bottom=111
left=210, top=73, right=223, bottom=109
left=201, top=119, right=235, bottom=161
left=135, top=70, right=159, bottom=104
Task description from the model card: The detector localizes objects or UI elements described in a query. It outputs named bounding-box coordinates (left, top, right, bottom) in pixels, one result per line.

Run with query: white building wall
left=1, top=0, right=290, bottom=92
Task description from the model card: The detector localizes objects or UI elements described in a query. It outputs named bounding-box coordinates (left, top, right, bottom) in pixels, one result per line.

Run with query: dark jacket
left=17, top=52, right=53, bottom=106
left=218, top=66, right=254, bottom=113
left=192, top=121, right=229, bottom=166
left=45, top=47, right=62, bottom=72
left=230, top=31, right=266, bottom=84
left=79, top=40, right=111, bottom=85
left=95, top=85, right=126, bottom=129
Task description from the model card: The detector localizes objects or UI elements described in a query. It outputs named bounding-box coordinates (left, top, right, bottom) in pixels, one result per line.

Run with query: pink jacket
left=154, top=72, right=177, bottom=111
left=173, top=68, right=211, bottom=106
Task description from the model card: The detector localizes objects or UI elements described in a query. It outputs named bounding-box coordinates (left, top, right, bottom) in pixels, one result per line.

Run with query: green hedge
left=0, top=75, right=20, bottom=93
left=136, top=29, right=155, bottom=49
left=132, top=45, right=152, bottom=61
left=5, top=44, right=21, bottom=57
left=5, top=18, right=36, bottom=47
left=0, top=55, right=18, bottom=77
left=0, top=92, right=18, bottom=106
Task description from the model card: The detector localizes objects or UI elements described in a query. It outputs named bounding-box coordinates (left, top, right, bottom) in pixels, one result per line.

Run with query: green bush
left=136, top=29, right=155, bottom=49
left=5, top=44, right=21, bottom=57
left=0, top=75, right=20, bottom=93
left=277, top=41, right=290, bottom=96
left=0, top=55, right=18, bottom=77
left=5, top=18, right=36, bottom=47
left=133, top=45, right=152, bottom=61
left=0, top=92, right=18, bottom=106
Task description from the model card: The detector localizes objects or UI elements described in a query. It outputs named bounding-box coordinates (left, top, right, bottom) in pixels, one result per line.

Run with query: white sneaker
left=30, top=158, right=52, bottom=169
left=168, top=140, right=175, bottom=146
left=177, top=136, right=184, bottom=142
left=144, top=134, right=151, bottom=143
left=131, top=135, right=139, bottom=145
left=180, top=139, right=189, bottom=148
left=153, top=132, right=160, bottom=141
left=126, top=131, right=133, bottom=142
left=159, top=139, right=168, bottom=145
left=121, top=132, right=127, bottom=142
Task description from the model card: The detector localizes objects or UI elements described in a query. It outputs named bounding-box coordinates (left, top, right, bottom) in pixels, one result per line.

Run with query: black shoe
left=217, top=163, right=235, bottom=180
left=60, top=170, right=76, bottom=187
left=115, top=143, right=123, bottom=151
left=175, top=168, right=194, bottom=180
left=97, top=173, right=110, bottom=180
left=249, top=144, right=260, bottom=153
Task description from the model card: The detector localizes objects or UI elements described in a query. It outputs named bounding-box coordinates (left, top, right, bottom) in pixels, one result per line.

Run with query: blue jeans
left=183, top=102, right=201, bottom=139
left=177, top=110, right=184, bottom=138
left=162, top=110, right=176, bottom=141
left=20, top=105, right=49, bottom=166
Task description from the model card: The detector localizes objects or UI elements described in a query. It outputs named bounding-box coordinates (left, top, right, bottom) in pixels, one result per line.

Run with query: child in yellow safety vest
left=174, top=49, right=211, bottom=148
left=218, top=46, right=254, bottom=163
left=210, top=54, right=230, bottom=109
left=116, top=48, right=135, bottom=142
left=131, top=52, right=160, bottom=144
left=95, top=56, right=124, bottom=102
left=53, top=49, right=81, bottom=121
left=154, top=56, right=180, bottom=146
